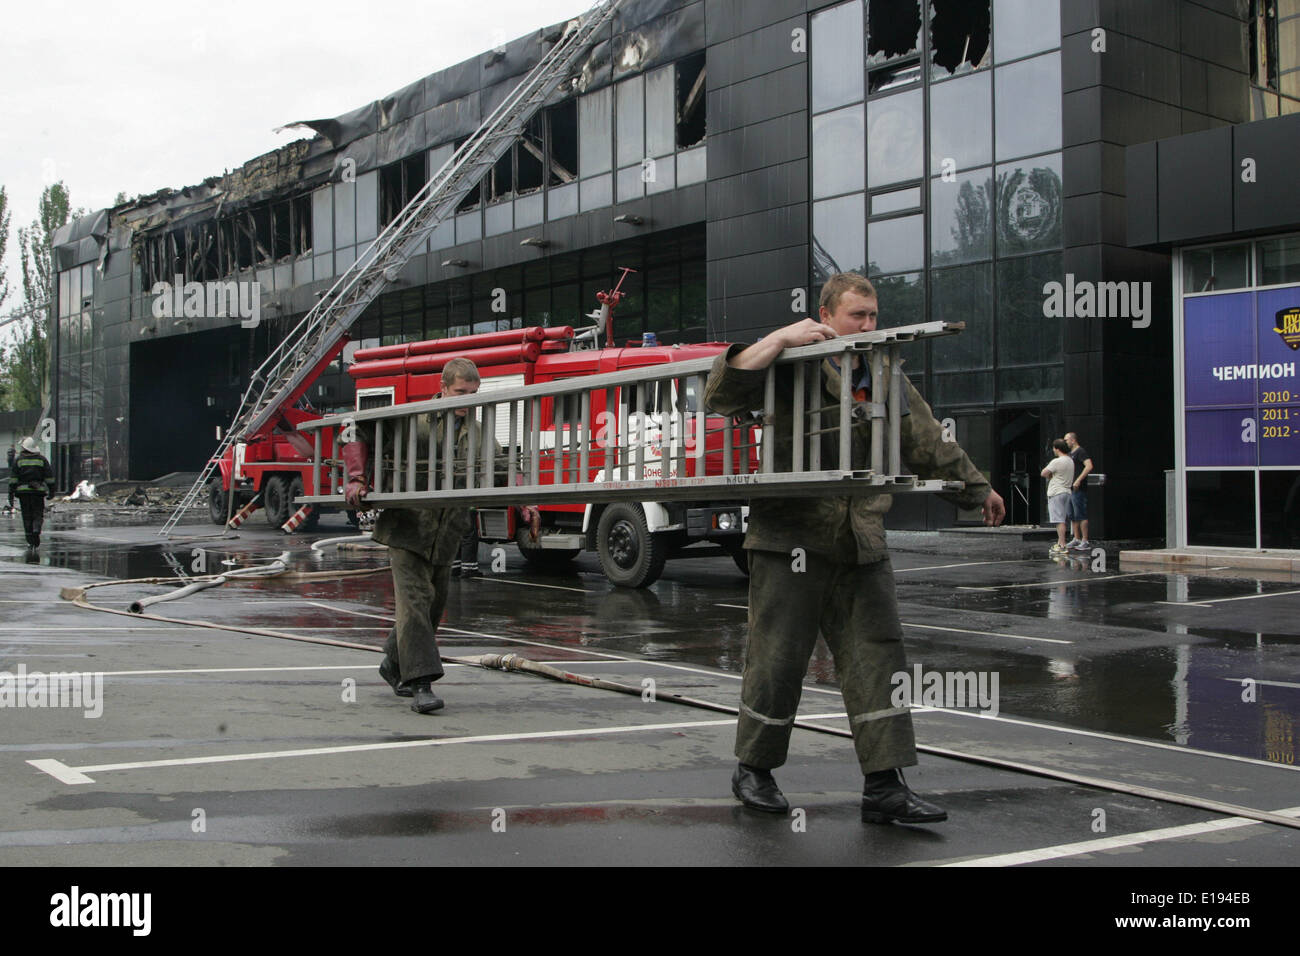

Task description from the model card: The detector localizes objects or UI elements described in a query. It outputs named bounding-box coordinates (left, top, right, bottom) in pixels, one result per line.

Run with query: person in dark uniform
left=6, top=445, right=16, bottom=512
left=10, top=437, right=54, bottom=551
left=343, top=358, right=538, bottom=714
left=704, top=273, right=1006, bottom=825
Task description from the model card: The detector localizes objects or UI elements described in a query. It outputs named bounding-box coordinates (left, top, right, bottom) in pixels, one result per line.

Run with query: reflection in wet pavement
left=6, top=516, right=1298, bottom=771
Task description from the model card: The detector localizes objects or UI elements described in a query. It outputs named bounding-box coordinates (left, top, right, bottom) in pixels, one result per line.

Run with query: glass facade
left=55, top=262, right=105, bottom=483
left=810, top=0, right=1064, bottom=511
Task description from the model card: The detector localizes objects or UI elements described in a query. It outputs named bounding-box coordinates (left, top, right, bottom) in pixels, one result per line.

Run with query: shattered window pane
left=867, top=87, right=923, bottom=187
left=867, top=0, right=921, bottom=64
left=579, top=86, right=613, bottom=177
left=616, top=75, right=644, bottom=168
left=929, top=70, right=991, bottom=174
left=518, top=115, right=545, bottom=195
left=993, top=0, right=1060, bottom=63
left=676, top=52, right=706, bottom=149
left=547, top=101, right=578, bottom=186
left=812, top=0, right=864, bottom=113
left=930, top=0, right=990, bottom=78
left=813, top=105, right=865, bottom=199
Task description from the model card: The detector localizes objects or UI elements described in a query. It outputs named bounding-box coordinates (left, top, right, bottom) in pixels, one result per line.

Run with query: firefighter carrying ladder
left=296, top=321, right=971, bottom=509
left=159, top=0, right=626, bottom=536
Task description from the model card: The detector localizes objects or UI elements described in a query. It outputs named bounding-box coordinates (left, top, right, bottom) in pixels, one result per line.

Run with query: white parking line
left=893, top=560, right=1039, bottom=573
left=941, top=806, right=1300, bottom=866
left=1222, top=677, right=1300, bottom=690
left=470, top=577, right=589, bottom=594
left=901, top=622, right=1071, bottom=645
left=27, top=712, right=849, bottom=785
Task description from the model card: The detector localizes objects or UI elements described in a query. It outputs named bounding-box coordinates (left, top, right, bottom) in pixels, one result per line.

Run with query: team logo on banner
left=1275, top=307, right=1300, bottom=351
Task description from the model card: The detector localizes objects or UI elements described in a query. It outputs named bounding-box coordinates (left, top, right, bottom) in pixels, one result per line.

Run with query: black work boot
left=731, top=762, right=789, bottom=812
left=861, top=768, right=947, bottom=824
left=378, top=655, right=412, bottom=697
left=410, top=681, right=445, bottom=714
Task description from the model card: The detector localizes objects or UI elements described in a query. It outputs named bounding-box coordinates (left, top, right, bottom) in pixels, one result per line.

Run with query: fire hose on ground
left=57, top=574, right=1300, bottom=833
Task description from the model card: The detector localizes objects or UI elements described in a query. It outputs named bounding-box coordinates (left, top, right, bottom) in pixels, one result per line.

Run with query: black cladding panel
left=1155, top=126, right=1233, bottom=243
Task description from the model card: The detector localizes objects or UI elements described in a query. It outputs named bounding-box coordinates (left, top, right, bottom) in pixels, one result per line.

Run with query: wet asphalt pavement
left=1, top=504, right=1297, bottom=869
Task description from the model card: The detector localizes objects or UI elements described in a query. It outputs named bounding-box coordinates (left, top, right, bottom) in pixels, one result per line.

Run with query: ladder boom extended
left=160, top=0, right=624, bottom=535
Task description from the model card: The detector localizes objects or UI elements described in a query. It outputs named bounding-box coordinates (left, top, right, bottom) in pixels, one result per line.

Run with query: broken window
left=272, top=200, right=292, bottom=260
left=517, top=114, right=545, bottom=194
left=675, top=52, right=705, bottom=149
left=547, top=100, right=579, bottom=186
left=454, top=137, right=481, bottom=213
left=931, top=0, right=990, bottom=78
left=380, top=153, right=427, bottom=226
left=868, top=0, right=921, bottom=62
left=488, top=149, right=514, bottom=203
left=251, top=206, right=273, bottom=265
left=867, top=0, right=922, bottom=93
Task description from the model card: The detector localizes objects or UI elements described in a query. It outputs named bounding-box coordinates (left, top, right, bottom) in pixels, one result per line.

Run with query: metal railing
left=297, top=321, right=968, bottom=508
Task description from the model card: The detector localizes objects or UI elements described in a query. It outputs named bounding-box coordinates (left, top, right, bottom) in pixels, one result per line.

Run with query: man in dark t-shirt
left=1064, top=432, right=1093, bottom=551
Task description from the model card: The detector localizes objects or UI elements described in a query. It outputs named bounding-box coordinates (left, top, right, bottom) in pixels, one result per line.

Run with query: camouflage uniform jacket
left=703, top=343, right=991, bottom=564
left=361, top=409, right=508, bottom=564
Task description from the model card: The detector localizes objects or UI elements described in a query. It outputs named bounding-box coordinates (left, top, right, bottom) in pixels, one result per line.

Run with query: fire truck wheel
left=288, top=476, right=320, bottom=531
left=207, top=480, right=228, bottom=525
left=263, top=476, right=292, bottom=528
left=515, top=527, right=579, bottom=569
left=597, top=503, right=667, bottom=588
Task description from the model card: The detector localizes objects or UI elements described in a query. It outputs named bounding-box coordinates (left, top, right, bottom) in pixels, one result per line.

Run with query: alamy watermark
left=0, top=664, right=103, bottom=718
left=50, top=886, right=150, bottom=936
left=151, top=274, right=261, bottom=328
left=890, top=664, right=999, bottom=717
left=1042, top=274, right=1151, bottom=329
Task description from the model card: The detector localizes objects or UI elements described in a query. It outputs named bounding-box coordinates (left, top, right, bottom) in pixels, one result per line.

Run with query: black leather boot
left=861, top=768, right=947, bottom=824
left=410, top=681, right=445, bottom=714
left=378, top=655, right=412, bottom=697
left=731, top=762, right=789, bottom=812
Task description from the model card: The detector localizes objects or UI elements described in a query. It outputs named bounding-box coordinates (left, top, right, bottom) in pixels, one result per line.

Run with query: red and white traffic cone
left=226, top=495, right=261, bottom=529
left=281, top=504, right=313, bottom=534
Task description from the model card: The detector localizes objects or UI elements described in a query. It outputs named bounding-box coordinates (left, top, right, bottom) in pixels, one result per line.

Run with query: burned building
left=49, top=0, right=1300, bottom=539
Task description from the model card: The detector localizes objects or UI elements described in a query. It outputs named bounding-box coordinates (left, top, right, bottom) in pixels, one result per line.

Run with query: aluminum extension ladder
left=296, top=321, right=970, bottom=509
left=160, top=0, right=625, bottom=535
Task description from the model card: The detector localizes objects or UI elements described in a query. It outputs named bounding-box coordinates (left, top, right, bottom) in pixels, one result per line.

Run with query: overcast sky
left=0, top=0, right=592, bottom=309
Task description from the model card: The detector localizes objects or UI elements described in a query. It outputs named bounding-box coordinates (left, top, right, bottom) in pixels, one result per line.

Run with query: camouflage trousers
left=382, top=546, right=452, bottom=685
left=735, top=550, right=917, bottom=775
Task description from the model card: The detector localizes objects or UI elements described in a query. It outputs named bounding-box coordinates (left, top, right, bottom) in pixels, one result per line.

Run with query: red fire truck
left=205, top=345, right=351, bottom=531
left=345, top=324, right=756, bottom=587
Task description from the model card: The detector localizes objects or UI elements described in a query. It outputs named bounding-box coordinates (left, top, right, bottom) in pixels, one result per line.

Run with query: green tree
left=7, top=182, right=79, bottom=411
left=0, top=185, right=12, bottom=313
